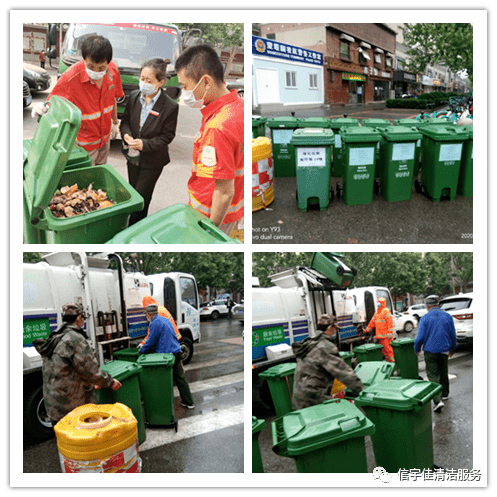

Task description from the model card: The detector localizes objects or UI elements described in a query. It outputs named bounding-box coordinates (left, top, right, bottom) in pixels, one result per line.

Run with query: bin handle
left=412, top=383, right=442, bottom=406
left=271, top=415, right=305, bottom=454
left=198, top=219, right=230, bottom=241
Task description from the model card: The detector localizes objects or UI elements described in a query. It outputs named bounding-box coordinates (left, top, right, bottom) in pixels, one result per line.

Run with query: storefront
left=393, top=70, right=418, bottom=97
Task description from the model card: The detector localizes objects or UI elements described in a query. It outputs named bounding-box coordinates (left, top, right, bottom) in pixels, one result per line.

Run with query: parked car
left=404, top=303, right=428, bottom=322
left=23, top=62, right=51, bottom=92
left=200, top=300, right=229, bottom=320
left=23, top=80, right=32, bottom=108
left=232, top=303, right=244, bottom=323
left=226, top=78, right=244, bottom=98
left=393, top=312, right=416, bottom=333
left=439, top=293, right=473, bottom=344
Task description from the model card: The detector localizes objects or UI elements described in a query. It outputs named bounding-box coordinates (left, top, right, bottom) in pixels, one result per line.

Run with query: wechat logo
left=373, top=466, right=392, bottom=483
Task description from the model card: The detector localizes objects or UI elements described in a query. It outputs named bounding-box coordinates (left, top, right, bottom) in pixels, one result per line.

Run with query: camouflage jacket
left=291, top=333, right=365, bottom=411
left=33, top=323, right=114, bottom=422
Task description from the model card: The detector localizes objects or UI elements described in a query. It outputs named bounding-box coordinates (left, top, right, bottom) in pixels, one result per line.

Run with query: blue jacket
left=414, top=308, right=457, bottom=354
left=140, top=315, right=181, bottom=355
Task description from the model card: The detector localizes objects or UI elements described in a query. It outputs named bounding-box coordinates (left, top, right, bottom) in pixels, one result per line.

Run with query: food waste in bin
left=49, top=183, right=114, bottom=218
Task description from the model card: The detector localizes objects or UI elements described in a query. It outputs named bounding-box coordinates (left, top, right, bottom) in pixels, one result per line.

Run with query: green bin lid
left=390, top=337, right=415, bottom=348
left=105, top=204, right=241, bottom=244
left=361, top=119, right=392, bottom=128
left=137, top=352, right=176, bottom=367
left=393, top=119, right=424, bottom=127
left=252, top=117, right=267, bottom=126
left=458, top=125, right=473, bottom=139
left=259, top=362, right=296, bottom=379
left=340, top=127, right=382, bottom=143
left=272, top=399, right=375, bottom=457
left=379, top=126, right=422, bottom=141
left=419, top=126, right=470, bottom=141
left=353, top=343, right=384, bottom=353
left=267, top=117, right=301, bottom=128
left=290, top=128, right=334, bottom=146
left=23, top=96, right=82, bottom=223
left=252, top=416, right=267, bottom=434
left=100, top=360, right=142, bottom=381
left=299, top=117, right=332, bottom=128
left=114, top=347, right=141, bottom=357
left=418, top=118, right=455, bottom=126
left=353, top=361, right=395, bottom=387
left=339, top=351, right=355, bottom=360
left=355, top=378, right=443, bottom=411
left=329, top=118, right=360, bottom=129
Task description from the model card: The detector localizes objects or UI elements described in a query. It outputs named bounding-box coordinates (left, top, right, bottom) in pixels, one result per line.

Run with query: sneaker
left=180, top=402, right=195, bottom=409
left=433, top=401, right=444, bottom=413
left=442, top=396, right=449, bottom=400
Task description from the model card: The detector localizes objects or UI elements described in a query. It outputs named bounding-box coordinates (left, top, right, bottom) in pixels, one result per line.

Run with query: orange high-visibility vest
left=366, top=301, right=394, bottom=339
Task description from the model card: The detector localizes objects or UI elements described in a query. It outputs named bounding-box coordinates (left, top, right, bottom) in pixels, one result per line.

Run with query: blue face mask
left=140, top=80, right=158, bottom=96
left=376, top=303, right=381, bottom=308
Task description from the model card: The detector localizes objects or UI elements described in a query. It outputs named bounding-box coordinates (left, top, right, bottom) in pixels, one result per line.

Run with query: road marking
left=174, top=371, right=243, bottom=396
left=139, top=404, right=244, bottom=452
left=184, top=354, right=244, bottom=371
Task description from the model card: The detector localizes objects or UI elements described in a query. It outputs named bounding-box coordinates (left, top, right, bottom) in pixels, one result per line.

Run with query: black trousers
left=424, top=351, right=450, bottom=404
left=127, top=162, right=164, bottom=226
left=173, top=352, right=194, bottom=406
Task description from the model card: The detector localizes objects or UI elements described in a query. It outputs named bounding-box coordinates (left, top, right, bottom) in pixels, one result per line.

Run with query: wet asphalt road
left=252, top=106, right=473, bottom=245
left=23, top=317, right=244, bottom=473
left=253, top=332, right=473, bottom=474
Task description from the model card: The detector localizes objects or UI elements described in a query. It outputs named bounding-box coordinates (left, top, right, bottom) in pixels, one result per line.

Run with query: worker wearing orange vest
left=365, top=298, right=395, bottom=362
left=139, top=296, right=181, bottom=348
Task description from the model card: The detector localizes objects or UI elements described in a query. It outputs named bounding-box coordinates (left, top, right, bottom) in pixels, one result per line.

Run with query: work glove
left=31, top=102, right=48, bottom=120
left=111, top=122, right=120, bottom=140
left=136, top=342, right=143, bottom=350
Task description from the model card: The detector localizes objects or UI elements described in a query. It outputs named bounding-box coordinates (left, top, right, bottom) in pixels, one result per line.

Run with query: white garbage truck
left=252, top=252, right=394, bottom=411
left=23, top=252, right=200, bottom=439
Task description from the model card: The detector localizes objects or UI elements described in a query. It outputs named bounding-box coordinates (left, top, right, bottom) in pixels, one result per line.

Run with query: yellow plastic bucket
left=252, top=137, right=274, bottom=212
left=54, top=403, right=140, bottom=473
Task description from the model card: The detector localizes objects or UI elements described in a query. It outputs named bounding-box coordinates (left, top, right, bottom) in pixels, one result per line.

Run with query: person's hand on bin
left=111, top=379, right=123, bottom=391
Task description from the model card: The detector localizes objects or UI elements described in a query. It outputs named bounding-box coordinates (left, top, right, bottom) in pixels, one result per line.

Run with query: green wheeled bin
left=457, top=125, right=473, bottom=197
left=377, top=126, right=423, bottom=202
left=392, top=119, right=427, bottom=176
left=113, top=347, right=141, bottom=363
left=252, top=417, right=267, bottom=473
left=353, top=343, right=384, bottom=364
left=299, top=117, right=332, bottom=129
left=290, top=128, right=334, bottom=212
left=272, top=398, right=375, bottom=473
left=310, top=252, right=355, bottom=287
left=23, top=96, right=144, bottom=244
left=355, top=378, right=442, bottom=473
left=417, top=126, right=470, bottom=201
left=137, top=353, right=178, bottom=431
left=95, top=360, right=147, bottom=445
left=259, top=362, right=297, bottom=418
left=267, top=117, right=301, bottom=177
left=105, top=204, right=242, bottom=244
left=391, top=337, right=419, bottom=379
left=353, top=361, right=395, bottom=387
left=329, top=118, right=360, bottom=178
left=339, top=351, right=355, bottom=368
left=339, top=127, right=382, bottom=206
left=252, top=117, right=267, bottom=138
left=361, top=119, right=392, bottom=177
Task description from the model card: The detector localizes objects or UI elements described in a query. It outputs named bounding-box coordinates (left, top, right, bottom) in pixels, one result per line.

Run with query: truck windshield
left=62, top=23, right=181, bottom=72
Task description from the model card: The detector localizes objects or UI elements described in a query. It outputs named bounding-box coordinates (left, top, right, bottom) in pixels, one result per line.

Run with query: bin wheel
left=336, top=265, right=344, bottom=276
left=330, top=187, right=334, bottom=202
left=374, top=180, right=380, bottom=195
left=414, top=179, right=423, bottom=194
left=174, top=419, right=178, bottom=433
left=336, top=183, right=342, bottom=199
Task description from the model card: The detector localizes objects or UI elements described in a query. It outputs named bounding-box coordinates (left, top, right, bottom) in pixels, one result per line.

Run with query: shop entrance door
left=256, top=68, right=280, bottom=104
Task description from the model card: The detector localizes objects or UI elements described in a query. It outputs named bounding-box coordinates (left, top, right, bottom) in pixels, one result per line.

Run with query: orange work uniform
left=140, top=296, right=181, bottom=346
left=365, top=298, right=395, bottom=362
left=49, top=59, right=123, bottom=152
left=188, top=89, right=244, bottom=226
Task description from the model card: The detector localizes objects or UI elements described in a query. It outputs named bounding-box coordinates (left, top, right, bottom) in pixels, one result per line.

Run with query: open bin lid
left=353, top=361, right=395, bottom=387
left=419, top=126, right=470, bottom=141
left=252, top=416, right=267, bottom=434
left=355, top=377, right=443, bottom=411
left=340, top=127, right=382, bottom=143
left=137, top=353, right=176, bottom=367
left=272, top=398, right=375, bottom=457
left=23, top=96, right=82, bottom=224
left=390, top=337, right=416, bottom=348
left=267, top=116, right=302, bottom=128
left=379, top=126, right=423, bottom=141
left=259, top=362, right=296, bottom=379
left=100, top=360, right=142, bottom=381
left=105, top=204, right=242, bottom=244
left=290, top=128, right=334, bottom=146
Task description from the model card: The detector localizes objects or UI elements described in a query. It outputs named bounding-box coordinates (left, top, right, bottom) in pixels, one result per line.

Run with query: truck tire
left=23, top=383, right=54, bottom=440
left=180, top=337, right=194, bottom=365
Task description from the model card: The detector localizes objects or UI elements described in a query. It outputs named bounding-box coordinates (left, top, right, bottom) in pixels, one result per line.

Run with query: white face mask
left=182, top=76, right=208, bottom=108
left=86, top=66, right=106, bottom=81
left=140, top=80, right=158, bottom=96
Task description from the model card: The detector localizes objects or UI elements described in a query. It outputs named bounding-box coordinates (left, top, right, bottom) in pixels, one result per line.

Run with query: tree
left=402, top=23, right=473, bottom=83
left=23, top=253, right=42, bottom=264
left=177, top=23, right=243, bottom=48
left=252, top=252, right=312, bottom=287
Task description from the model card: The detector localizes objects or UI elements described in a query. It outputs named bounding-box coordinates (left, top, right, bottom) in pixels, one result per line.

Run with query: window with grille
left=340, top=41, right=350, bottom=60
left=309, top=73, right=318, bottom=88
left=285, top=71, right=297, bottom=87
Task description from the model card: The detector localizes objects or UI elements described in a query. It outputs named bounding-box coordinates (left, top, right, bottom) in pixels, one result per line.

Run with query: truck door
left=163, top=277, right=177, bottom=322
left=364, top=291, right=375, bottom=324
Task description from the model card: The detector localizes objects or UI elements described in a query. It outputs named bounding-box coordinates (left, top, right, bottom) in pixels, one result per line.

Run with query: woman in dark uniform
left=120, top=58, right=179, bottom=225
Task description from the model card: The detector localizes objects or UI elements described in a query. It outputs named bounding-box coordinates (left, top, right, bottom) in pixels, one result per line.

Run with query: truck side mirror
left=48, top=24, right=58, bottom=46
left=47, top=48, right=58, bottom=59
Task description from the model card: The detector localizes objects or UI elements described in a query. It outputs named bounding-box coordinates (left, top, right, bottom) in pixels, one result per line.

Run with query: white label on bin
left=417, top=139, right=421, bottom=147
left=272, top=129, right=295, bottom=145
left=439, top=143, right=463, bottom=162
left=335, top=134, right=342, bottom=148
left=303, top=128, right=324, bottom=133
left=392, top=143, right=415, bottom=161
left=349, top=147, right=375, bottom=166
left=296, top=147, right=327, bottom=167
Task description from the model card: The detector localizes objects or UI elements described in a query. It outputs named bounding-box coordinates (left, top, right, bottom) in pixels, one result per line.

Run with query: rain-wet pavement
left=253, top=337, right=473, bottom=474
left=252, top=105, right=473, bottom=245
left=23, top=317, right=244, bottom=473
